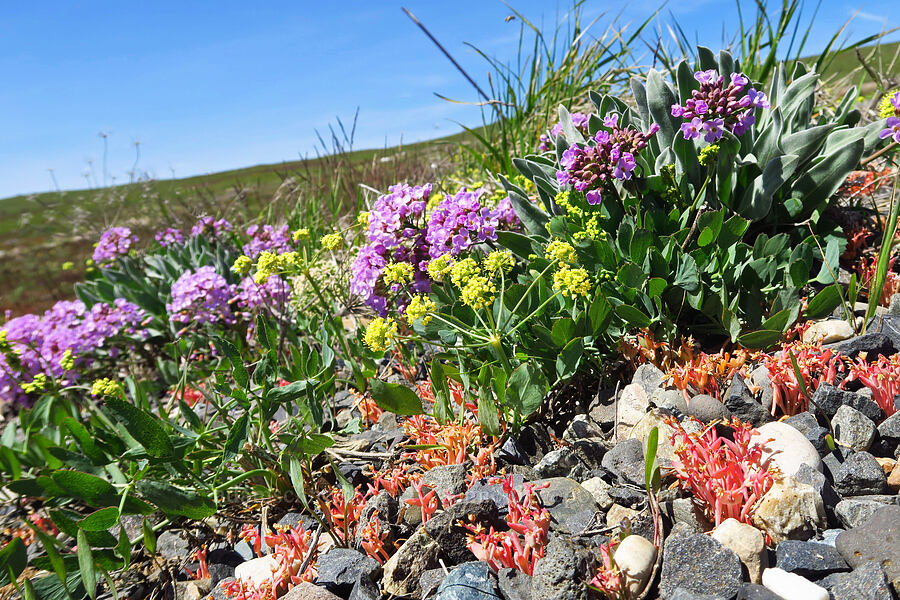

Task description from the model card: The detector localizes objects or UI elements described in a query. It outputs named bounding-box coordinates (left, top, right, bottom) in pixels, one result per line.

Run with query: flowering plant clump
left=669, top=417, right=777, bottom=527
left=761, top=342, right=843, bottom=415
left=671, top=70, right=769, bottom=141
left=154, top=227, right=184, bottom=247
left=667, top=349, right=752, bottom=400
left=425, top=187, right=503, bottom=258
left=167, top=266, right=238, bottom=327
left=856, top=253, right=900, bottom=307
left=234, top=275, right=292, bottom=314
left=463, top=474, right=550, bottom=575
left=879, top=90, right=900, bottom=143
left=191, top=216, right=233, bottom=237
left=845, top=354, right=900, bottom=418
left=223, top=524, right=317, bottom=600
left=93, top=226, right=138, bottom=265
left=242, top=224, right=293, bottom=258
left=555, top=114, right=659, bottom=204
left=589, top=540, right=625, bottom=599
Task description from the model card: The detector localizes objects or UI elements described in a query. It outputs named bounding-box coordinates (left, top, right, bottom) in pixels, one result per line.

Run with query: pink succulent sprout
left=185, top=545, right=211, bottom=580
left=589, top=540, right=626, bottom=599
left=668, top=417, right=776, bottom=528
left=463, top=475, right=550, bottom=575
left=761, top=342, right=843, bottom=416
left=844, top=354, right=900, bottom=418
left=405, top=480, right=440, bottom=524
left=359, top=518, right=391, bottom=564
left=856, top=253, right=900, bottom=307
left=224, top=525, right=317, bottom=600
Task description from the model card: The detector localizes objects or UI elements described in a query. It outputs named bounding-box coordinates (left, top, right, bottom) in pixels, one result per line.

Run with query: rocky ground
left=5, top=314, right=900, bottom=600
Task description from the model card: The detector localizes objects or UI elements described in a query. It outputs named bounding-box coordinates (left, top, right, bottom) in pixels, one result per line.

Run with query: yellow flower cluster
left=545, top=239, right=577, bottom=264
left=450, top=258, right=480, bottom=288
left=880, top=90, right=900, bottom=119
left=460, top=275, right=497, bottom=310
left=699, top=143, right=720, bottom=166
left=20, top=373, right=47, bottom=394
left=91, top=377, right=119, bottom=397
left=357, top=212, right=370, bottom=227
left=553, top=265, right=592, bottom=299
left=60, top=349, right=75, bottom=371
left=554, top=190, right=585, bottom=218
left=321, top=233, right=343, bottom=251
left=255, top=251, right=300, bottom=284
left=232, top=255, right=252, bottom=275
left=405, top=295, right=436, bottom=325
left=292, top=228, right=310, bottom=242
left=61, top=261, right=74, bottom=271
left=483, top=250, right=515, bottom=275
left=427, top=254, right=453, bottom=281
left=364, top=317, right=397, bottom=352
left=573, top=215, right=604, bottom=242
left=382, top=262, right=414, bottom=286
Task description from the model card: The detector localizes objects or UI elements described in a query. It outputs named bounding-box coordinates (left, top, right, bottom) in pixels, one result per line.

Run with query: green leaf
left=142, top=519, right=156, bottom=555
left=673, top=254, right=700, bottom=292
left=296, top=433, right=334, bottom=455
left=0, top=538, right=26, bottom=587
left=496, top=231, right=535, bottom=260
left=134, top=480, right=216, bottom=520
left=615, top=304, right=652, bottom=328
left=737, top=329, right=784, bottom=349
left=431, top=359, right=453, bottom=425
left=556, top=338, right=583, bottom=379
left=77, top=507, right=120, bottom=532
left=32, top=527, right=66, bottom=586
left=644, top=426, right=659, bottom=490
left=793, top=139, right=865, bottom=214
left=617, top=263, right=646, bottom=289
left=51, top=470, right=115, bottom=506
left=369, top=380, right=423, bottom=416
left=288, top=456, right=310, bottom=510
left=116, top=526, right=131, bottom=570
left=806, top=285, right=843, bottom=319
left=61, top=418, right=107, bottom=466
left=216, top=338, right=249, bottom=389
left=551, top=318, right=576, bottom=347
left=506, top=363, right=546, bottom=418
left=103, top=397, right=173, bottom=459
left=789, top=352, right=811, bottom=401
left=477, top=385, right=501, bottom=437
left=77, top=529, right=97, bottom=600
left=738, top=154, right=799, bottom=221
left=223, top=414, right=249, bottom=463
left=648, top=278, right=667, bottom=298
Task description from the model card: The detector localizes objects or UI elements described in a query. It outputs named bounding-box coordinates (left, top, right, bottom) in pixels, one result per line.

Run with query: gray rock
left=819, top=561, right=894, bottom=600
left=420, top=568, right=447, bottom=599
left=817, top=528, right=843, bottom=547
left=659, top=533, right=743, bottom=599
left=425, top=500, right=501, bottom=565
left=207, top=563, right=235, bottom=587
left=774, top=540, right=849, bottom=578
left=381, top=528, right=441, bottom=597
left=651, top=388, right=688, bottom=414
left=686, top=394, right=731, bottom=423
left=835, top=496, right=897, bottom=529
left=832, top=405, right=876, bottom=452
left=833, top=451, right=888, bottom=496
left=750, top=365, right=774, bottom=415
left=661, top=497, right=711, bottom=533
left=835, top=505, right=900, bottom=583
left=435, top=562, right=500, bottom=599
left=464, top=475, right=525, bottom=516
left=423, top=463, right=471, bottom=499
left=877, top=412, right=900, bottom=457
left=723, top=375, right=772, bottom=426
left=355, top=491, right=398, bottom=551
left=498, top=436, right=529, bottom=465
left=207, top=578, right=233, bottom=600
left=608, top=486, right=646, bottom=509
left=316, top=548, right=380, bottom=597
left=563, top=414, right=603, bottom=442
left=349, top=573, right=381, bottom=600
left=534, top=447, right=578, bottom=478
left=530, top=477, right=600, bottom=535
left=828, top=331, right=897, bottom=360
left=795, top=463, right=840, bottom=526
left=601, top=438, right=645, bottom=486
left=669, top=589, right=728, bottom=600
left=810, top=383, right=884, bottom=422
left=157, top=530, right=191, bottom=560
left=276, top=512, right=315, bottom=530
left=736, top=583, right=782, bottom=599
left=280, top=582, right=342, bottom=600
left=633, top=363, right=666, bottom=396
left=233, top=540, right=254, bottom=562
left=784, top=413, right=831, bottom=456
left=496, top=568, right=532, bottom=600
left=532, top=536, right=593, bottom=600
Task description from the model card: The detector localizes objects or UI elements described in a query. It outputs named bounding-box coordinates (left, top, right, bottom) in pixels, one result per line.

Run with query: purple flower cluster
left=235, top=275, right=291, bottom=313
left=556, top=114, right=659, bottom=205
left=880, top=93, right=900, bottom=144
left=93, top=227, right=138, bottom=265
left=540, top=112, right=590, bottom=151
left=190, top=216, right=233, bottom=238
left=155, top=227, right=184, bottom=247
left=0, top=299, right=147, bottom=404
left=167, top=266, right=237, bottom=326
left=242, top=224, right=292, bottom=258
left=494, top=197, right=521, bottom=230
left=425, top=188, right=503, bottom=258
left=350, top=184, right=433, bottom=315
left=671, top=70, right=768, bottom=142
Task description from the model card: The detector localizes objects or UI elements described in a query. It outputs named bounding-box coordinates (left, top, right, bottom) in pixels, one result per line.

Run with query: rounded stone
left=612, top=534, right=656, bottom=597
left=685, top=394, right=731, bottom=423
left=761, top=568, right=829, bottom=600
left=659, top=533, right=743, bottom=599
left=712, top=518, right=768, bottom=583
left=832, top=405, right=876, bottom=452
left=751, top=421, right=823, bottom=477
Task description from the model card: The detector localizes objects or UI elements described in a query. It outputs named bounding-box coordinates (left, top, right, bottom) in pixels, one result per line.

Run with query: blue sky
left=0, top=1, right=897, bottom=198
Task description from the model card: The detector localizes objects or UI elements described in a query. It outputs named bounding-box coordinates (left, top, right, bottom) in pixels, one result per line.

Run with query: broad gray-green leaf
left=369, top=380, right=423, bottom=416
left=793, top=140, right=865, bottom=214
left=135, top=480, right=216, bottom=520
left=103, top=397, right=173, bottom=459
left=737, top=154, right=799, bottom=221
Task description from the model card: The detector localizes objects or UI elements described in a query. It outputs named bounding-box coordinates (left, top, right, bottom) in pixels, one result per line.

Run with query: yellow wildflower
left=20, top=373, right=47, bottom=394
left=450, top=258, right=480, bottom=288
left=460, top=275, right=497, bottom=310
left=91, top=378, right=119, bottom=397
left=553, top=266, right=592, bottom=299
left=427, top=254, right=453, bottom=281
left=545, top=239, right=577, bottom=264
left=321, top=233, right=343, bottom=251
left=232, top=255, right=252, bottom=275
left=60, top=349, right=75, bottom=371
left=364, top=317, right=397, bottom=352
left=483, top=250, right=515, bottom=275
left=405, top=295, right=436, bottom=325
left=382, top=262, right=414, bottom=286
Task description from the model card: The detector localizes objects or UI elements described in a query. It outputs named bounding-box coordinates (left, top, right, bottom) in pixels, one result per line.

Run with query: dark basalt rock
left=659, top=533, right=743, bottom=600
left=832, top=451, right=888, bottom=496
left=774, top=540, right=850, bottom=578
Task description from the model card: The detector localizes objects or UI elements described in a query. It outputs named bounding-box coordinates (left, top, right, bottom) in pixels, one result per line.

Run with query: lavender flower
left=554, top=114, right=659, bottom=205
left=539, top=112, right=590, bottom=150
left=425, top=188, right=501, bottom=258
left=880, top=117, right=900, bottom=144
left=671, top=70, right=768, bottom=142
left=155, top=227, right=184, bottom=247
left=167, top=266, right=237, bottom=326
left=235, top=275, right=291, bottom=312
left=93, top=227, right=137, bottom=265
left=242, top=224, right=292, bottom=258
left=190, top=216, right=233, bottom=238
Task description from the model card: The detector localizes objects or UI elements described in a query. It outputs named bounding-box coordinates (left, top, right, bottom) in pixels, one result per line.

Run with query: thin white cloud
left=851, top=9, right=888, bottom=23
